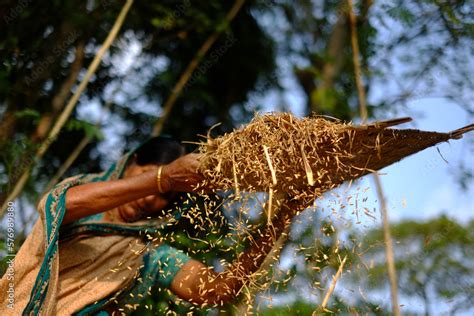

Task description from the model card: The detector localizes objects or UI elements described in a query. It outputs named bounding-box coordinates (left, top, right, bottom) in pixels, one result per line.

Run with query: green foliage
left=0, top=236, right=8, bottom=276
left=359, top=216, right=474, bottom=314
left=328, top=296, right=391, bottom=315
left=260, top=300, right=316, bottom=316
left=0, top=136, right=36, bottom=191
left=311, top=88, right=338, bottom=113
left=14, top=108, right=41, bottom=120
left=0, top=0, right=473, bottom=314
left=0, top=0, right=277, bottom=207
left=65, top=119, right=103, bottom=140
left=386, top=6, right=416, bottom=26
left=259, top=296, right=391, bottom=315
left=262, top=212, right=359, bottom=311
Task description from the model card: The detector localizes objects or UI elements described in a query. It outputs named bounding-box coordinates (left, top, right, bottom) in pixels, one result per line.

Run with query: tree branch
left=0, top=0, right=135, bottom=218
left=152, top=0, right=246, bottom=136
left=32, top=41, right=86, bottom=142
left=348, top=0, right=401, bottom=315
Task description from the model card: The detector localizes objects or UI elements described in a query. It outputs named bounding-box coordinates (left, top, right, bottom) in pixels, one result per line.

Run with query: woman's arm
left=62, top=153, right=203, bottom=225
left=63, top=170, right=159, bottom=225
left=170, top=198, right=303, bottom=306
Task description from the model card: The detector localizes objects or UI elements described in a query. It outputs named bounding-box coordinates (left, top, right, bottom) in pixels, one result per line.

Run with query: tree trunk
left=422, top=286, right=431, bottom=316
left=32, top=41, right=85, bottom=142
left=0, top=20, right=78, bottom=145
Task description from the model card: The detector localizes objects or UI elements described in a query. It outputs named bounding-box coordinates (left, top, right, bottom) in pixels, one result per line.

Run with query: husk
left=198, top=112, right=473, bottom=201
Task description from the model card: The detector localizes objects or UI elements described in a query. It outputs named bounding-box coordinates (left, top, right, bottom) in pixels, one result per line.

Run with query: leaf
left=14, top=108, right=40, bottom=119
left=64, top=119, right=103, bottom=140
left=387, top=6, right=416, bottom=26
left=311, top=88, right=337, bottom=112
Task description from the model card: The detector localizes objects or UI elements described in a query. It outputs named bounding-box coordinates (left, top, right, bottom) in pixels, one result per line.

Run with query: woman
left=0, top=137, right=302, bottom=315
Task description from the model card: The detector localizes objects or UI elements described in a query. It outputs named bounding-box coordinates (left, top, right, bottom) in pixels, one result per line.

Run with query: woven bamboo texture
left=198, top=113, right=473, bottom=201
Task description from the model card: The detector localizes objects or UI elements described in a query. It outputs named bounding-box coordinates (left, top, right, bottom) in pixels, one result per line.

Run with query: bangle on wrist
left=156, top=165, right=164, bottom=193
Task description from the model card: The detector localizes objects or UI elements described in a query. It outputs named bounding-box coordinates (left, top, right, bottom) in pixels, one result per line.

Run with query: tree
left=266, top=0, right=473, bottom=118
left=1, top=0, right=473, bottom=314
left=0, top=0, right=277, bottom=207
left=357, top=216, right=474, bottom=315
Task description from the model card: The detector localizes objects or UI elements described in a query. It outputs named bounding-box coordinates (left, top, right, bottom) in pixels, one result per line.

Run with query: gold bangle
left=156, top=166, right=164, bottom=193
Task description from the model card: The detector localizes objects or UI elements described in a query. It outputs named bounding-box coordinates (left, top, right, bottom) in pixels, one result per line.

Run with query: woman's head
left=120, top=137, right=185, bottom=222
left=133, top=137, right=185, bottom=166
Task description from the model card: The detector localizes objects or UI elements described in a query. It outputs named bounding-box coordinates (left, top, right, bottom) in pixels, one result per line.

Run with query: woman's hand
left=160, top=153, right=204, bottom=193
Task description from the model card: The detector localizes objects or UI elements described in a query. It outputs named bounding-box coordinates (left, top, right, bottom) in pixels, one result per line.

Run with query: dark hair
left=133, top=137, right=185, bottom=166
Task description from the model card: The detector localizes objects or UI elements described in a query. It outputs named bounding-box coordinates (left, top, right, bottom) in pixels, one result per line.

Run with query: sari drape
left=0, top=149, right=190, bottom=315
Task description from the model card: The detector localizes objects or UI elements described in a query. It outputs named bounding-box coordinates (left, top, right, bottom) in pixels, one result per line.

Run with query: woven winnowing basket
left=198, top=113, right=473, bottom=200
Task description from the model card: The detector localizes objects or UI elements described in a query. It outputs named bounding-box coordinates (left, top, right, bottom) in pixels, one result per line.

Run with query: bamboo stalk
left=0, top=0, right=134, bottom=218
left=321, top=256, right=347, bottom=309
left=152, top=0, right=246, bottom=136
left=40, top=55, right=139, bottom=197
left=373, top=174, right=400, bottom=315
left=348, top=0, right=368, bottom=123
left=33, top=42, right=85, bottom=141
left=23, top=68, right=134, bottom=236
left=348, top=0, right=401, bottom=315
left=51, top=41, right=86, bottom=112
left=42, top=135, right=91, bottom=195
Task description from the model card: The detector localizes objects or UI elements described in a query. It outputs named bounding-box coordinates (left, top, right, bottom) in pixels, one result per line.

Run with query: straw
left=198, top=112, right=472, bottom=201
